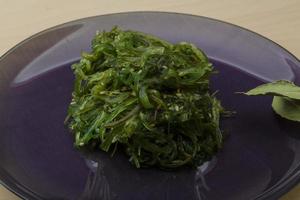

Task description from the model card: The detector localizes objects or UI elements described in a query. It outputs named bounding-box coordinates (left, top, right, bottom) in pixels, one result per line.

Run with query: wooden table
left=0, top=0, right=299, bottom=199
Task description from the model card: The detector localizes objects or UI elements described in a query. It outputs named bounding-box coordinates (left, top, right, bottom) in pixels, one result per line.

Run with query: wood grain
left=0, top=0, right=299, bottom=199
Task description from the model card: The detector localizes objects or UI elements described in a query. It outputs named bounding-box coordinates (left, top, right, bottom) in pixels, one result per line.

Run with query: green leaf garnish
left=244, top=80, right=300, bottom=122
left=244, top=80, right=300, bottom=100
left=272, top=97, right=300, bottom=122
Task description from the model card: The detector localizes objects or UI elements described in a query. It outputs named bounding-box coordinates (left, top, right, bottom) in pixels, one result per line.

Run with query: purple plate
left=0, top=12, right=300, bottom=200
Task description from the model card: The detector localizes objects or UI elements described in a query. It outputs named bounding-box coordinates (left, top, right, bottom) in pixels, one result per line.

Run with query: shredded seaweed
left=66, top=27, right=224, bottom=168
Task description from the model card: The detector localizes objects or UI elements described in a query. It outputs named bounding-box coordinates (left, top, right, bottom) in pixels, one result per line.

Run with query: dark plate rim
left=0, top=11, right=299, bottom=200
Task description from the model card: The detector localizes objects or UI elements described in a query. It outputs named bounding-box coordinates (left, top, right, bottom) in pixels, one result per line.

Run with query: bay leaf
left=272, top=96, right=300, bottom=122
left=245, top=80, right=300, bottom=100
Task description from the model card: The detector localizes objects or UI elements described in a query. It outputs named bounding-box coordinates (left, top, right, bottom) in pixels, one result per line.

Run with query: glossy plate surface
left=0, top=12, right=300, bottom=200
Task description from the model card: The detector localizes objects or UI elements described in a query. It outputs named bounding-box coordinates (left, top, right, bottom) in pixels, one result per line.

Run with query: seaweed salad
left=66, top=27, right=224, bottom=168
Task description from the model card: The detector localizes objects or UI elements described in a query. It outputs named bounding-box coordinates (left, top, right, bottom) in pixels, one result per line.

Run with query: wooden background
left=0, top=0, right=299, bottom=199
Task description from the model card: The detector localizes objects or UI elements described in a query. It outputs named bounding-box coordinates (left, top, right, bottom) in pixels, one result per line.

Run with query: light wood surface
left=0, top=0, right=299, bottom=199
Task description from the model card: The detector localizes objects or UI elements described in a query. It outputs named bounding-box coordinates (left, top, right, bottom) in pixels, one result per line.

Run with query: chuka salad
left=66, top=27, right=224, bottom=168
